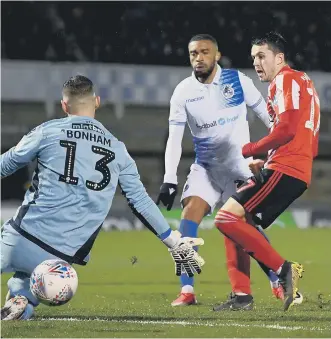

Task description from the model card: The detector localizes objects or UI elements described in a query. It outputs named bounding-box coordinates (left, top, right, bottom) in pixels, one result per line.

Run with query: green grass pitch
left=2, top=227, right=331, bottom=337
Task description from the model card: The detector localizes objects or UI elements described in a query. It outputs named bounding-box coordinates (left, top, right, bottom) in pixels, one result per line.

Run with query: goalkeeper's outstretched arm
left=118, top=142, right=175, bottom=241
left=118, top=141, right=205, bottom=276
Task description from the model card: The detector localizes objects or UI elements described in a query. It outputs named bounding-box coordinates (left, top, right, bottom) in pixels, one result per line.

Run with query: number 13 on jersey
left=59, top=140, right=115, bottom=191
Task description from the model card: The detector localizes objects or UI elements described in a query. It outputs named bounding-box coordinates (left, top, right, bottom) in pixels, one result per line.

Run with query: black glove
left=156, top=183, right=178, bottom=211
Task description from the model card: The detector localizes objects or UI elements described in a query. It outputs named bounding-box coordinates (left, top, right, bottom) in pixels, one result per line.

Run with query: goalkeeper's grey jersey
left=1, top=115, right=169, bottom=265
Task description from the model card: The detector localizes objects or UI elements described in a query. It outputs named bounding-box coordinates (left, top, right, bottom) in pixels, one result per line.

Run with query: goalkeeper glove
left=165, top=230, right=205, bottom=277
left=156, top=183, right=178, bottom=211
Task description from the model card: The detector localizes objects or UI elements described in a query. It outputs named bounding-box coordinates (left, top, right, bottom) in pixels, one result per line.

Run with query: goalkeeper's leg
left=2, top=272, right=38, bottom=320
left=1, top=223, right=61, bottom=320
left=1, top=232, right=38, bottom=320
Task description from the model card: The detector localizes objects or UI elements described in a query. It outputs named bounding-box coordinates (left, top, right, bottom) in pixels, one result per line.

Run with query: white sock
left=181, top=285, right=194, bottom=294
left=270, top=280, right=280, bottom=289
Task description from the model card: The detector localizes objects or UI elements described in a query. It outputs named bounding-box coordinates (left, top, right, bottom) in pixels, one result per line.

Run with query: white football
left=30, top=259, right=78, bottom=306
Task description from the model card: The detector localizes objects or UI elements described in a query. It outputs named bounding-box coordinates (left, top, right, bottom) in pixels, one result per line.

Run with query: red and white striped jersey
left=266, top=65, right=320, bottom=185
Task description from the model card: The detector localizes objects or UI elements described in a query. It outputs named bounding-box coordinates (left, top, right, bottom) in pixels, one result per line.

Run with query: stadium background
left=1, top=1, right=331, bottom=229
left=2, top=2, right=331, bottom=337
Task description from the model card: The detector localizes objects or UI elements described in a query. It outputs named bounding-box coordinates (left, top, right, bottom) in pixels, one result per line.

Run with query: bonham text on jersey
left=63, top=123, right=112, bottom=147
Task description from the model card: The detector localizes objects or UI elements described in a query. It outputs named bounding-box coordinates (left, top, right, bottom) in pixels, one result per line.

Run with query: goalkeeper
left=0, top=75, right=205, bottom=321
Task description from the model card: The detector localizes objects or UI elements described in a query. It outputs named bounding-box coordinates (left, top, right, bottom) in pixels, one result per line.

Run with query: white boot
left=1, top=295, right=29, bottom=320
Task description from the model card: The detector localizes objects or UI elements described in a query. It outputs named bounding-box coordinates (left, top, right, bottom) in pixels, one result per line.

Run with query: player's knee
left=214, top=210, right=229, bottom=229
left=214, top=198, right=245, bottom=230
left=182, top=196, right=210, bottom=222
left=220, top=197, right=245, bottom=219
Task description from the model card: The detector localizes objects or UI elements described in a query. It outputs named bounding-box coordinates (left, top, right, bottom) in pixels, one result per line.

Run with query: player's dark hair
left=251, top=32, right=288, bottom=60
left=62, top=75, right=94, bottom=97
left=189, top=34, right=218, bottom=49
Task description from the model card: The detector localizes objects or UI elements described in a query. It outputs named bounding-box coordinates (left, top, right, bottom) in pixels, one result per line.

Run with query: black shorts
left=232, top=169, right=307, bottom=229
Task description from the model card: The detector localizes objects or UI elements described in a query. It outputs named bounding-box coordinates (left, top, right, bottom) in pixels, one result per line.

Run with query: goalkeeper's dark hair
left=62, top=75, right=94, bottom=97
left=251, top=32, right=288, bottom=61
left=189, top=34, right=218, bottom=49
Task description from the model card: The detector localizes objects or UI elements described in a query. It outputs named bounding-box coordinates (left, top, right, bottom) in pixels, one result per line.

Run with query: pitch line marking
left=38, top=317, right=330, bottom=332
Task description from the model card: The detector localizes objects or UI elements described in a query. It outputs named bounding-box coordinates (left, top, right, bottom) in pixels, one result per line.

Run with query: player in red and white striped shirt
left=245, top=62, right=320, bottom=185
left=213, top=32, right=320, bottom=312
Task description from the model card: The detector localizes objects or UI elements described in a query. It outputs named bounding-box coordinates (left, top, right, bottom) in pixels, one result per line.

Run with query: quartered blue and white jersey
left=166, top=65, right=269, bottom=182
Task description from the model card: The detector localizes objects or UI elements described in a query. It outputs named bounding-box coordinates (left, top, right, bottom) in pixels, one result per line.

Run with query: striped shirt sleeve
left=274, top=74, right=300, bottom=114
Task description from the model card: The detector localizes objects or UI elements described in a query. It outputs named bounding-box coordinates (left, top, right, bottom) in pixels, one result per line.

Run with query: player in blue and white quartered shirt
left=156, top=34, right=282, bottom=308
left=0, top=75, right=205, bottom=320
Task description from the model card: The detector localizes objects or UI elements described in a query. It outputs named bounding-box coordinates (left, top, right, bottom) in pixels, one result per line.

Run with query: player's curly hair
left=251, top=32, right=288, bottom=60
left=62, top=75, right=94, bottom=97
left=189, top=34, right=218, bottom=49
